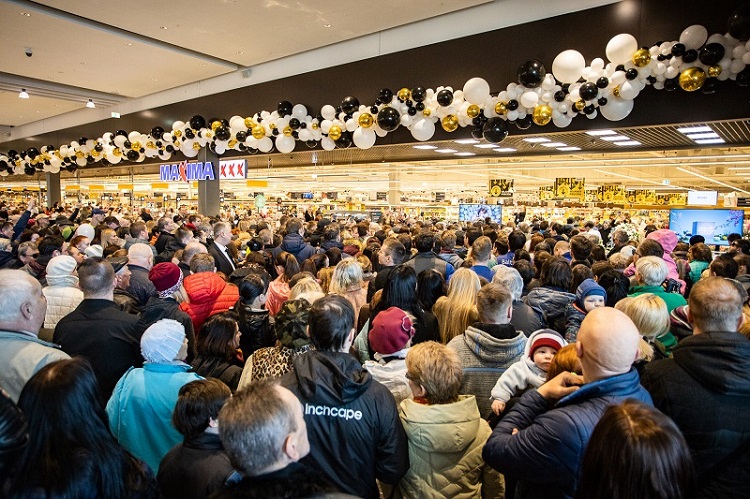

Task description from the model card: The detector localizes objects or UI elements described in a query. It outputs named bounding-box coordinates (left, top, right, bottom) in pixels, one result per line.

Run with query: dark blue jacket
left=272, top=232, right=316, bottom=263
left=482, top=368, right=652, bottom=499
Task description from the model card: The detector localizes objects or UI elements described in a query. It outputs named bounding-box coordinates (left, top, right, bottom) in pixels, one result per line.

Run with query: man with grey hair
left=492, top=266, right=543, bottom=336
left=642, top=277, right=750, bottom=498
left=630, top=255, right=687, bottom=313
left=607, top=229, right=630, bottom=258
left=126, top=243, right=157, bottom=307
left=178, top=241, right=208, bottom=278
left=0, top=269, right=70, bottom=402
left=214, top=379, right=337, bottom=498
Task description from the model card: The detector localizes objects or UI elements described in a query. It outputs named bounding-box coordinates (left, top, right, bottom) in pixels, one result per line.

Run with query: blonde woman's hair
left=329, top=259, right=364, bottom=295
left=100, top=228, right=121, bottom=249
left=615, top=293, right=669, bottom=362
left=406, top=341, right=463, bottom=405
left=289, top=276, right=323, bottom=300
left=317, top=267, right=334, bottom=294
left=433, top=267, right=480, bottom=344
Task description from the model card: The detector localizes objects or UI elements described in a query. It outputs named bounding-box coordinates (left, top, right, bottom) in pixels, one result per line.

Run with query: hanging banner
left=219, top=159, right=246, bottom=180
left=489, top=179, right=514, bottom=197
left=246, top=180, right=268, bottom=188
left=627, top=189, right=657, bottom=204
left=554, top=178, right=585, bottom=200
left=596, top=184, right=627, bottom=203
left=656, top=193, right=688, bottom=206
left=584, top=188, right=598, bottom=202
left=539, top=186, right=556, bottom=201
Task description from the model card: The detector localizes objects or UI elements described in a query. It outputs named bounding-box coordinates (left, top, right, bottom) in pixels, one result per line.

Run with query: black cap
left=107, top=256, right=129, bottom=274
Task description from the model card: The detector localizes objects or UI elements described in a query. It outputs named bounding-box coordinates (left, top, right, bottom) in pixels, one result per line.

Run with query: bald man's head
left=576, top=307, right=640, bottom=382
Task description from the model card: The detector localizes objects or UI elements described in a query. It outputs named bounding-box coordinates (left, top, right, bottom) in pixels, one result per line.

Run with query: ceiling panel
left=0, top=89, right=83, bottom=126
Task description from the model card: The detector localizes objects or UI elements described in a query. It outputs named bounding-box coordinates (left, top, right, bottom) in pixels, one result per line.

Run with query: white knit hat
left=84, top=244, right=103, bottom=258
left=141, top=319, right=185, bottom=363
left=46, top=255, right=77, bottom=277
left=75, top=223, right=95, bottom=240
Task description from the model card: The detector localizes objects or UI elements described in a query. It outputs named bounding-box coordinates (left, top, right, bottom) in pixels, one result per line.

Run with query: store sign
left=596, top=184, right=627, bottom=203
left=626, top=189, right=656, bottom=204
left=159, top=161, right=215, bottom=182
left=489, top=179, right=514, bottom=197
left=219, top=159, right=246, bottom=180
left=554, top=178, right=585, bottom=201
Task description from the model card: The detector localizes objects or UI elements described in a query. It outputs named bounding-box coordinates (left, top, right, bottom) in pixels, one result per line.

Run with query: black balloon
left=115, top=130, right=127, bottom=137
left=728, top=3, right=750, bottom=40
left=78, top=138, right=88, bottom=146
left=65, top=164, right=77, bottom=173
left=625, top=68, right=639, bottom=80
left=554, top=90, right=566, bottom=102
left=126, top=150, right=139, bottom=161
left=664, top=78, right=678, bottom=91
left=699, top=43, right=725, bottom=66
left=517, top=59, right=546, bottom=88
left=507, top=100, right=519, bottom=111
left=24, top=166, right=35, bottom=176
left=341, top=96, right=360, bottom=115
left=289, top=118, right=301, bottom=130
left=415, top=102, right=425, bottom=111
left=86, top=155, right=95, bottom=164
left=335, top=131, right=352, bottom=148
left=682, top=49, right=698, bottom=63
left=671, top=43, right=686, bottom=57
left=214, top=126, right=231, bottom=141
left=277, top=101, right=293, bottom=116
left=411, top=87, right=426, bottom=102
left=184, top=129, right=195, bottom=139
left=306, top=140, right=317, bottom=148
left=598, top=97, right=608, bottom=106
left=370, top=105, right=379, bottom=114
left=0, top=160, right=6, bottom=170
left=189, top=115, right=206, bottom=130
left=377, top=107, right=401, bottom=132
left=236, top=131, right=247, bottom=142
left=26, top=148, right=39, bottom=159
left=94, top=144, right=103, bottom=152
left=701, top=79, right=719, bottom=94
left=579, top=82, right=599, bottom=101
left=407, top=107, right=417, bottom=116
left=483, top=117, right=509, bottom=143
left=248, top=148, right=259, bottom=155
left=583, top=104, right=596, bottom=115
left=378, top=88, right=393, bottom=103
left=471, top=127, right=484, bottom=140
left=515, top=115, right=532, bottom=130
left=123, top=140, right=132, bottom=149
left=151, top=126, right=164, bottom=139
left=165, top=145, right=174, bottom=153
left=737, top=68, right=750, bottom=87
left=436, top=89, right=453, bottom=107
left=596, top=77, right=609, bottom=89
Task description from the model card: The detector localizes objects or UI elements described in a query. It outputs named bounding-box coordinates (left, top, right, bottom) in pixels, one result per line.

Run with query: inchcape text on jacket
left=305, top=403, right=363, bottom=421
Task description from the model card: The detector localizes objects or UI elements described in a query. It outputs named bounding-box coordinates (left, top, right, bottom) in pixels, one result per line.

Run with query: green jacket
left=629, top=285, right=687, bottom=313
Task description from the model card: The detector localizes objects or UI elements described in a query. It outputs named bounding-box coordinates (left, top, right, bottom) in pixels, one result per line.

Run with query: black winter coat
left=190, top=355, right=242, bottom=392
left=235, top=300, right=274, bottom=358
left=209, top=462, right=336, bottom=499
left=641, top=331, right=750, bottom=499
left=158, top=433, right=234, bottom=499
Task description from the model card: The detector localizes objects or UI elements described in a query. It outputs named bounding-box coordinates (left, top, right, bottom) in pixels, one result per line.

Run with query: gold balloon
left=204, top=131, right=213, bottom=139
left=495, top=102, right=508, bottom=115
left=532, top=105, right=553, bottom=126
left=173, top=130, right=183, bottom=138
left=113, top=148, right=122, bottom=157
left=283, top=126, right=293, bottom=137
left=679, top=67, right=706, bottom=92
left=244, top=117, right=255, bottom=128
left=358, top=113, right=374, bottom=128
left=268, top=123, right=277, bottom=130
left=227, top=139, right=238, bottom=148
left=441, top=114, right=459, bottom=132
left=91, top=150, right=100, bottom=158
left=311, top=122, right=319, bottom=130
left=467, top=104, right=480, bottom=118
left=192, top=142, right=201, bottom=150
left=398, top=87, right=411, bottom=101
left=173, top=141, right=181, bottom=148
left=251, top=126, right=265, bottom=139
left=130, top=141, right=141, bottom=150
left=328, top=125, right=342, bottom=141
left=574, top=100, right=586, bottom=112
left=146, top=141, right=156, bottom=149
left=631, top=48, right=651, bottom=68
left=75, top=151, right=84, bottom=158
left=612, top=86, right=621, bottom=97
left=422, top=108, right=432, bottom=117
left=708, top=65, right=722, bottom=78
left=54, top=151, right=63, bottom=159
left=211, top=121, right=222, bottom=131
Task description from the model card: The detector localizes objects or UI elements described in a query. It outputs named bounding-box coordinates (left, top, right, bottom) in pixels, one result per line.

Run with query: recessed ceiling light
left=677, top=125, right=712, bottom=134
left=558, top=146, right=581, bottom=151
left=600, top=135, right=630, bottom=141
left=454, top=152, right=476, bottom=156
left=613, top=140, right=641, bottom=146
left=322, top=23, right=332, bottom=28
left=435, top=149, right=457, bottom=153
left=454, top=139, right=479, bottom=144
left=523, top=137, right=550, bottom=143
left=237, top=51, right=244, bottom=55
left=494, top=148, right=516, bottom=152
left=20, top=12, right=30, bottom=16
left=694, top=138, right=725, bottom=144
left=413, top=145, right=437, bottom=150
left=474, top=144, right=499, bottom=149
left=540, top=142, right=567, bottom=147
left=684, top=132, right=720, bottom=140
left=19, top=89, right=29, bottom=99
left=160, top=26, right=168, bottom=30
left=125, top=42, right=132, bottom=46
left=86, top=99, right=95, bottom=109
left=585, top=130, right=617, bottom=136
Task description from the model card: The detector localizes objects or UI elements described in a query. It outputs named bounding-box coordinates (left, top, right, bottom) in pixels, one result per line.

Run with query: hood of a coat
left=674, top=331, right=750, bottom=395
left=292, top=351, right=371, bottom=405
left=281, top=233, right=308, bottom=254
left=183, top=272, right=230, bottom=303
left=462, top=325, right=526, bottom=364
left=399, top=395, right=482, bottom=453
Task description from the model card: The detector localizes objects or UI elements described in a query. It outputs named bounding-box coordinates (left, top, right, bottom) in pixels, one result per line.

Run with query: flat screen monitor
left=668, top=209, right=744, bottom=246
left=687, top=190, right=718, bottom=206
left=459, top=204, right=502, bottom=223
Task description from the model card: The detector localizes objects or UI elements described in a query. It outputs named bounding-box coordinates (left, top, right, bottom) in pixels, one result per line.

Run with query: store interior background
left=1, top=0, right=750, bottom=222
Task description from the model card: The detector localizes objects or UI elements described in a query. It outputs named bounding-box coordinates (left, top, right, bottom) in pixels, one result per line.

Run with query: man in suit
left=209, top=222, right=236, bottom=277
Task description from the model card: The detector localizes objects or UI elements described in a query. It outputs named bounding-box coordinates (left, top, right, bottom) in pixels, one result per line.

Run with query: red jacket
left=180, top=272, right=239, bottom=333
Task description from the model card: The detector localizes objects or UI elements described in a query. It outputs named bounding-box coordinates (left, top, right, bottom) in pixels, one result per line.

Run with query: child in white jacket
left=490, top=329, right=567, bottom=415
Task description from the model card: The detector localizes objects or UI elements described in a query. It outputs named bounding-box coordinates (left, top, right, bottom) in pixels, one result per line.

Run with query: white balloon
left=321, top=105, right=336, bottom=121
left=172, top=121, right=185, bottom=131
left=520, top=91, right=539, bottom=108
left=410, top=118, right=435, bottom=141
left=374, top=126, right=388, bottom=138
left=463, top=77, right=491, bottom=104
left=229, top=116, right=244, bottom=129
left=586, top=110, right=598, bottom=120
left=49, top=165, right=61, bottom=174
left=542, top=74, right=556, bottom=91
left=507, top=110, right=519, bottom=121
left=292, top=104, right=308, bottom=118
left=734, top=44, right=747, bottom=59
left=275, top=135, right=295, bottom=154
left=352, top=128, right=376, bottom=149
left=552, top=50, right=586, bottom=83
left=679, top=25, right=708, bottom=50
left=320, top=120, right=332, bottom=133
left=257, top=137, right=273, bottom=153
left=400, top=114, right=413, bottom=127
left=599, top=96, right=634, bottom=121
left=76, top=157, right=87, bottom=167
left=346, top=119, right=357, bottom=132
left=731, top=59, right=746, bottom=74
left=653, top=62, right=667, bottom=75
left=113, top=136, right=127, bottom=148
left=606, top=34, right=638, bottom=64
left=706, top=33, right=725, bottom=46
left=665, top=66, right=679, bottom=78
left=321, top=137, right=336, bottom=151
left=591, top=57, right=605, bottom=72
left=298, top=129, right=313, bottom=141
left=553, top=114, right=572, bottom=128
left=618, top=81, right=639, bottom=100
left=128, top=131, right=141, bottom=141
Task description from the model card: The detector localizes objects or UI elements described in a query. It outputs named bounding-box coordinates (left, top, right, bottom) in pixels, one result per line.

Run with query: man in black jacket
left=280, top=295, right=408, bottom=499
left=53, top=257, right=141, bottom=399
left=125, top=243, right=157, bottom=307
left=641, top=277, right=750, bottom=499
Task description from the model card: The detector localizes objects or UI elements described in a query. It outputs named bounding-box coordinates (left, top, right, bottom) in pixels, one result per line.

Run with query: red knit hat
left=370, top=307, right=414, bottom=355
left=148, top=262, right=183, bottom=298
left=528, top=329, right=566, bottom=358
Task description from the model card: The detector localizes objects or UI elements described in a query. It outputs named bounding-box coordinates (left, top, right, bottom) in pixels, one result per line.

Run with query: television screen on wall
left=687, top=190, right=718, bottom=206
left=668, top=209, right=744, bottom=246
left=458, top=204, right=502, bottom=223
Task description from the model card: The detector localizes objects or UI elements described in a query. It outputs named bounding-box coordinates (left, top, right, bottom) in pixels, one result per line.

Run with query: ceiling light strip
left=675, top=167, right=750, bottom=195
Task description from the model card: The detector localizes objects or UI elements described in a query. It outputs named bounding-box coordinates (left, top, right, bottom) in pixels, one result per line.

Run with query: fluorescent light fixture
left=86, top=99, right=95, bottom=109
left=413, top=145, right=437, bottom=150
left=585, top=130, right=617, bottom=136
left=19, top=89, right=29, bottom=99
left=592, top=168, right=664, bottom=186
left=540, top=142, right=567, bottom=147
left=474, top=144, right=499, bottom=149
left=694, top=138, right=725, bottom=144
left=558, top=146, right=581, bottom=151
left=454, top=139, right=479, bottom=144
left=684, top=132, right=719, bottom=140
left=435, top=149, right=457, bottom=153
left=600, top=135, right=630, bottom=141
left=494, top=148, right=517, bottom=152
left=676, top=166, right=750, bottom=195
left=613, top=140, right=642, bottom=146
left=454, top=152, right=476, bottom=156
left=676, top=125, right=712, bottom=134
left=523, top=137, right=550, bottom=143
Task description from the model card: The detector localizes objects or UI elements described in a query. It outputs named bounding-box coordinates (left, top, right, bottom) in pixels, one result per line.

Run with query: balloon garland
left=1, top=5, right=750, bottom=178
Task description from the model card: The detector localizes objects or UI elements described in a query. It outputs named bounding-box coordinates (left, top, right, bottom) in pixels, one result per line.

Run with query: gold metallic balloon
left=205, top=131, right=213, bottom=139
left=632, top=48, right=651, bottom=68
left=244, top=117, right=254, bottom=128
left=283, top=126, right=293, bottom=137
left=75, top=151, right=84, bottom=158
left=422, top=108, right=432, bottom=117
left=398, top=87, right=411, bottom=101
left=251, top=126, right=265, bottom=139
left=679, top=67, right=706, bottom=92
left=612, top=86, right=621, bottom=97
left=192, top=142, right=201, bottom=150
left=173, top=141, right=181, bottom=148
left=328, top=125, right=342, bottom=141
left=575, top=100, right=586, bottom=111
left=441, top=114, right=459, bottom=132
left=311, top=122, right=319, bottom=130
left=268, top=123, right=277, bottom=130
left=130, top=141, right=141, bottom=151
left=54, top=151, right=63, bottom=159
left=358, top=113, right=374, bottom=128
left=467, top=104, right=481, bottom=118
left=532, top=105, right=553, bottom=126
left=227, top=139, right=238, bottom=148
left=174, top=130, right=183, bottom=138
left=113, top=148, right=122, bottom=157
left=708, top=65, right=722, bottom=78
left=91, top=150, right=100, bottom=158
left=146, top=141, right=156, bottom=149
left=211, top=121, right=222, bottom=131
left=495, top=102, right=508, bottom=115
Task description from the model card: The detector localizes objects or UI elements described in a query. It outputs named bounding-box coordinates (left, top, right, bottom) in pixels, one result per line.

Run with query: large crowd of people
left=0, top=198, right=749, bottom=498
